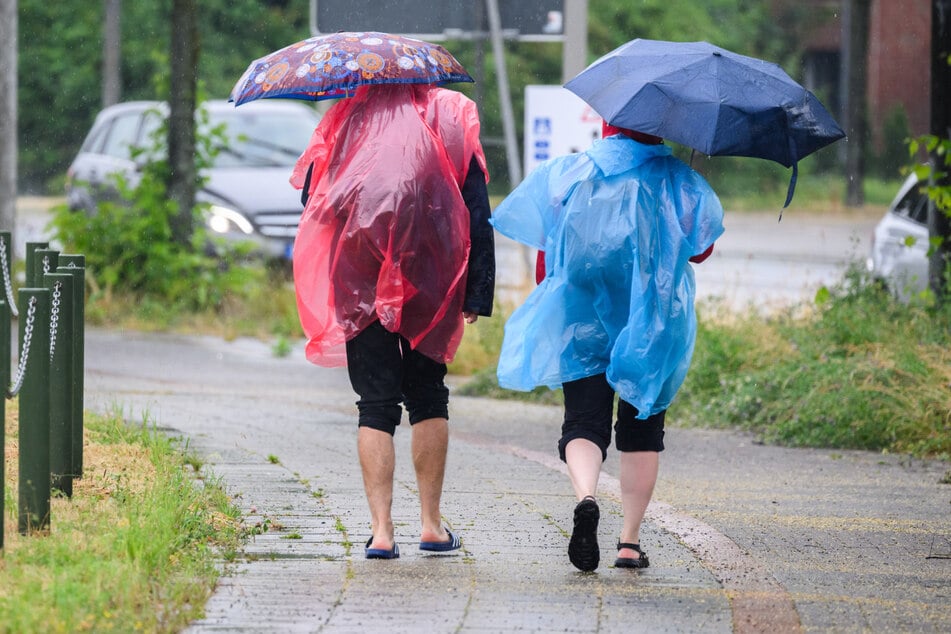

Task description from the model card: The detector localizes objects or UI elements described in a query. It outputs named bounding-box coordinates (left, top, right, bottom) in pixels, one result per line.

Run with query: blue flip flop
left=365, top=537, right=400, bottom=559
left=419, top=528, right=462, bottom=553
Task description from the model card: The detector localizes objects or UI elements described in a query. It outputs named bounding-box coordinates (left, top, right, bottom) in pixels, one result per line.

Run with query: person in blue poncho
left=490, top=122, right=724, bottom=572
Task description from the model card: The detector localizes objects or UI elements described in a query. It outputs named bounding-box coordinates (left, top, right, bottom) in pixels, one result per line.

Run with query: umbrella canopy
left=230, top=31, right=473, bottom=106
left=564, top=39, right=846, bottom=207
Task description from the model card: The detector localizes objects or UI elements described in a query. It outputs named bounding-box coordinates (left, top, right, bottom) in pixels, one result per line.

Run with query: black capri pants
left=558, top=373, right=666, bottom=462
left=345, top=321, right=450, bottom=435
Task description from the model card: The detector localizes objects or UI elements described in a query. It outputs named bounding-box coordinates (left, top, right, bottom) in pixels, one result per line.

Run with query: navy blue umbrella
left=564, top=39, right=846, bottom=208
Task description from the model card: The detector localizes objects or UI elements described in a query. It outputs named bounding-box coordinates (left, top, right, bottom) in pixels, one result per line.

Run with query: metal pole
left=0, top=0, right=16, bottom=241
left=57, top=255, right=85, bottom=479
left=0, top=233, right=8, bottom=547
left=485, top=0, right=522, bottom=187
left=18, top=287, right=51, bottom=534
left=561, top=0, right=589, bottom=83
left=46, top=272, right=73, bottom=497
left=0, top=296, right=7, bottom=548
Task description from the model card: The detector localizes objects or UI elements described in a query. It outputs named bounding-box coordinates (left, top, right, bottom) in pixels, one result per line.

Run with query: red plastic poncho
left=290, top=84, right=487, bottom=367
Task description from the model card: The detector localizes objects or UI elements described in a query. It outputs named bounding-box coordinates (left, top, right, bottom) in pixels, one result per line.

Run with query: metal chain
left=49, top=281, right=62, bottom=361
left=0, top=239, right=18, bottom=317
left=42, top=255, right=51, bottom=275
left=8, top=295, right=37, bottom=398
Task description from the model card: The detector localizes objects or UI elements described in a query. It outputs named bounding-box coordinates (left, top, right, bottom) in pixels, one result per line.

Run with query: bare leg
left=358, top=426, right=396, bottom=550
left=412, top=417, right=450, bottom=543
left=565, top=438, right=603, bottom=500
left=618, top=450, right=659, bottom=560
left=565, top=438, right=603, bottom=571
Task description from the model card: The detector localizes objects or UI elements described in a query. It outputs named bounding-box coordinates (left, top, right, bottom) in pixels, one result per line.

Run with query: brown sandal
left=614, top=542, right=649, bottom=569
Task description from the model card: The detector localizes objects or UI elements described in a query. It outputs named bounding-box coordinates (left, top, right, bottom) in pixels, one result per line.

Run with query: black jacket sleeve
left=301, top=162, right=313, bottom=207
left=461, top=156, right=495, bottom=317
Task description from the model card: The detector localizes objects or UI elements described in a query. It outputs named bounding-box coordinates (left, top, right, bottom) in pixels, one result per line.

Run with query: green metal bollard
left=32, top=248, right=59, bottom=287
left=23, top=242, right=49, bottom=289
left=57, top=255, right=85, bottom=479
left=45, top=273, right=74, bottom=497
left=0, top=232, right=16, bottom=320
left=17, top=288, right=51, bottom=534
left=0, top=233, right=10, bottom=548
left=0, top=296, right=7, bottom=549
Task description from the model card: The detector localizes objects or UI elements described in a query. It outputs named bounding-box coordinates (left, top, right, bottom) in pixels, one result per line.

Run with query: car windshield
left=208, top=109, right=317, bottom=169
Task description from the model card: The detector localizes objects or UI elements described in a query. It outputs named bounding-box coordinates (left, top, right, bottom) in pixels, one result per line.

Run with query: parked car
left=65, top=99, right=321, bottom=262
left=867, top=173, right=931, bottom=301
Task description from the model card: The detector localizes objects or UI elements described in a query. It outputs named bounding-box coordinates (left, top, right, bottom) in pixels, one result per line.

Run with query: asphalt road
left=486, top=206, right=882, bottom=313
left=15, top=197, right=881, bottom=313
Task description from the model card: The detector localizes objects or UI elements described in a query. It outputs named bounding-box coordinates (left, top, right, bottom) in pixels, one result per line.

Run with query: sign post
left=308, top=0, right=583, bottom=189
left=523, top=85, right=601, bottom=176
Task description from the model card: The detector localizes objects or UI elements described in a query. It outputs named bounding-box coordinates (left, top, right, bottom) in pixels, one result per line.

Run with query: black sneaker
left=568, top=496, right=600, bottom=571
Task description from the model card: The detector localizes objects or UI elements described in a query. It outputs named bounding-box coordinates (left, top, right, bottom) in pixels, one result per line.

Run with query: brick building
left=786, top=0, right=931, bottom=150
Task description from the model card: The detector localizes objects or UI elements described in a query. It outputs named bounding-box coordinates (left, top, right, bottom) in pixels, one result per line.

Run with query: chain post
left=32, top=248, right=58, bottom=288
left=57, top=255, right=85, bottom=479
left=0, top=231, right=15, bottom=319
left=17, top=288, right=51, bottom=535
left=0, top=295, right=6, bottom=549
left=45, top=273, right=74, bottom=497
left=23, top=242, right=49, bottom=289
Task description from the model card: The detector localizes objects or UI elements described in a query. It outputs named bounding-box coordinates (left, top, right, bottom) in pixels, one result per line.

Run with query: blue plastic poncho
left=490, top=135, right=724, bottom=417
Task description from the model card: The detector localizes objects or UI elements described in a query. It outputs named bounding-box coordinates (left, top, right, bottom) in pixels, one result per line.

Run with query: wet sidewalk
left=83, top=329, right=950, bottom=633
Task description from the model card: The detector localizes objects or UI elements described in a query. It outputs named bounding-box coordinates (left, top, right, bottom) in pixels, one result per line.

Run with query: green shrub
left=50, top=104, right=262, bottom=313
left=676, top=266, right=951, bottom=458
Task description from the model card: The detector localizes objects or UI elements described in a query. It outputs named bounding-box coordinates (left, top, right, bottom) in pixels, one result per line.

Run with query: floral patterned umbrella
left=230, top=31, right=474, bottom=106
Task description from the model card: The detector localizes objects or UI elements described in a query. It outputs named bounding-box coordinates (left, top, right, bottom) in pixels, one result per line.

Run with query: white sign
left=523, top=85, right=603, bottom=176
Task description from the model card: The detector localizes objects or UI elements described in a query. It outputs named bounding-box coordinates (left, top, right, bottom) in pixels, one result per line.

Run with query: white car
left=65, top=99, right=321, bottom=262
left=867, top=173, right=931, bottom=301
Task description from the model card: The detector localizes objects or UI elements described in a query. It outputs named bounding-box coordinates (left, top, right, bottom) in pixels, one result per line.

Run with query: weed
left=272, top=335, right=292, bottom=358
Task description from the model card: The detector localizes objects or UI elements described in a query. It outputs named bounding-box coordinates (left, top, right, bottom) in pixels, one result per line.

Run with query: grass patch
left=453, top=265, right=950, bottom=459
left=1, top=404, right=243, bottom=633
left=675, top=267, right=951, bottom=458
left=83, top=268, right=301, bottom=344
left=449, top=302, right=563, bottom=405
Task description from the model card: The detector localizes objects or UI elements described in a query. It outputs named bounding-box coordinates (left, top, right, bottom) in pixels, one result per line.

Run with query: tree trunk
left=102, top=0, right=121, bottom=107
left=167, top=0, right=199, bottom=247
left=930, top=0, right=951, bottom=300
left=0, top=0, right=16, bottom=242
left=844, top=0, right=870, bottom=207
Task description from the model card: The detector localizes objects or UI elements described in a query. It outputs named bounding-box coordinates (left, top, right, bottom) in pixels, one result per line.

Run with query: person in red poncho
left=291, top=84, right=495, bottom=559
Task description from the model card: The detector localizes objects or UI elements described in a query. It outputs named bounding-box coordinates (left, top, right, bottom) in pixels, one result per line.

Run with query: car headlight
left=207, top=204, right=254, bottom=235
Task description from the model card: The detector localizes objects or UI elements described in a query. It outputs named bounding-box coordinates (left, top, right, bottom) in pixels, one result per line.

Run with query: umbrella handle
left=780, top=162, right=798, bottom=220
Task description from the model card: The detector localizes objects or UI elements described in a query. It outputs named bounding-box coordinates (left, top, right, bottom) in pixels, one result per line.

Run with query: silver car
left=867, top=173, right=931, bottom=301
left=65, top=99, right=321, bottom=261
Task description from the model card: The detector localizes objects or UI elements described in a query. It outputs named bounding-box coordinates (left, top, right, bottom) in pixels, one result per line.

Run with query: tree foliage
left=19, top=0, right=811, bottom=194
left=18, top=0, right=308, bottom=192
left=446, top=0, right=802, bottom=192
